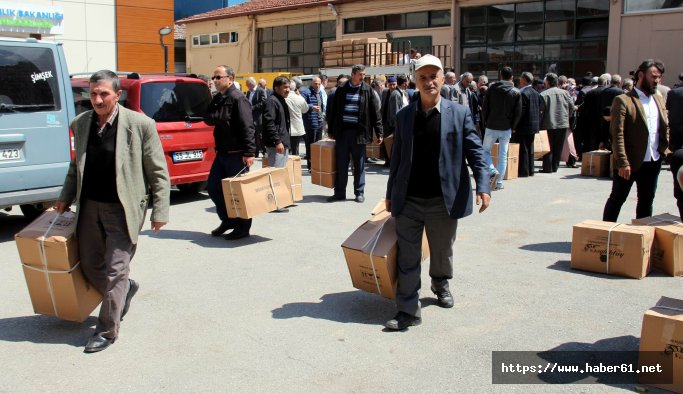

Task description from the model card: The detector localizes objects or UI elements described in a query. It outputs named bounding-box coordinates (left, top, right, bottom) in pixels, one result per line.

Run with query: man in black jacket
left=579, top=75, right=607, bottom=152
left=599, top=74, right=623, bottom=149
left=326, top=64, right=383, bottom=203
left=263, top=76, right=291, bottom=168
left=205, top=65, right=256, bottom=240
left=481, top=66, right=522, bottom=190
left=246, top=77, right=267, bottom=157
left=668, top=85, right=683, bottom=219
left=511, top=72, right=543, bottom=177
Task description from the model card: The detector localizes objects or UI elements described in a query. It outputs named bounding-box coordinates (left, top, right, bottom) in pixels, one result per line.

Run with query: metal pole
left=164, top=44, right=168, bottom=74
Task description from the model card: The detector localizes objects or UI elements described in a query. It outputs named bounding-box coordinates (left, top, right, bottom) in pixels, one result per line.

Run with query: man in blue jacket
left=384, top=55, right=491, bottom=330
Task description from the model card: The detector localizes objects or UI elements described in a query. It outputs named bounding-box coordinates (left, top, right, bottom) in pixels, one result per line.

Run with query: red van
left=71, top=73, right=215, bottom=193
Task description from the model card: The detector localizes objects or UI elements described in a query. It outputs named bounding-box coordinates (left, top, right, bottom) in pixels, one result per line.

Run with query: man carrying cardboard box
left=384, top=55, right=491, bottom=330
left=56, top=70, right=171, bottom=353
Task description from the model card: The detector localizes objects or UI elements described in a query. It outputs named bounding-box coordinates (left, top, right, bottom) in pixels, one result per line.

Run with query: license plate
left=172, top=150, right=203, bottom=163
left=0, top=148, right=20, bottom=161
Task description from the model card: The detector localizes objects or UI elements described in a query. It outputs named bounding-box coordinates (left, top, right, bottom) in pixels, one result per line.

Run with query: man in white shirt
left=603, top=59, right=669, bottom=221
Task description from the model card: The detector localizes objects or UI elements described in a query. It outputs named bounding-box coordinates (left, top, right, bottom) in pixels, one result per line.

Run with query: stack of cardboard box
left=322, top=38, right=391, bottom=67
left=581, top=150, right=611, bottom=177
left=15, top=210, right=102, bottom=322
left=534, top=130, right=551, bottom=160
left=310, top=140, right=336, bottom=188
left=639, top=296, right=683, bottom=393
left=632, top=213, right=683, bottom=276
left=491, top=143, right=520, bottom=180
left=221, top=167, right=293, bottom=218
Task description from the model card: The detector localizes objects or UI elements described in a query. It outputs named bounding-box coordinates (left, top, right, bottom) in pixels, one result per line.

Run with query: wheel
left=20, top=203, right=47, bottom=220
left=176, top=181, right=207, bottom=194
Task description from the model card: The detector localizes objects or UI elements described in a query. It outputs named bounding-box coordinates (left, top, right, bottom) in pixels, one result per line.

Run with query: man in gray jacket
left=481, top=66, right=522, bottom=190
left=540, top=73, right=575, bottom=173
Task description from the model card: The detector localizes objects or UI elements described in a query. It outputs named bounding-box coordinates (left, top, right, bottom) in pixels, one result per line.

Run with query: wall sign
left=0, top=1, right=64, bottom=35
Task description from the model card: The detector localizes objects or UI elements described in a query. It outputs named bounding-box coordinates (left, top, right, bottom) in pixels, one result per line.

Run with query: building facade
left=0, top=0, right=174, bottom=74
left=180, top=0, right=682, bottom=86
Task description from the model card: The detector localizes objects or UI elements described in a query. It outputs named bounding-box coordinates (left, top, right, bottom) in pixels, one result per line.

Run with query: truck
left=0, top=37, right=75, bottom=218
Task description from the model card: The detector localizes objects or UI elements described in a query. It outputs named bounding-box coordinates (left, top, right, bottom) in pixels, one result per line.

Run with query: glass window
left=304, top=54, right=320, bottom=68
left=430, top=10, right=451, bottom=27
left=303, top=22, right=319, bottom=38
left=273, top=41, right=287, bottom=55
left=462, top=47, right=487, bottom=61
left=192, top=36, right=200, bottom=46
left=272, top=57, right=288, bottom=69
left=210, top=34, right=219, bottom=44
left=199, top=35, right=210, bottom=46
left=365, top=15, right=384, bottom=32
left=513, top=62, right=542, bottom=75
left=488, top=25, right=514, bottom=43
left=288, top=40, right=303, bottom=53
left=576, top=41, right=607, bottom=58
left=231, top=32, right=239, bottom=43
left=321, top=21, right=336, bottom=37
left=140, top=82, right=211, bottom=122
left=288, top=24, right=303, bottom=40
left=259, top=27, right=272, bottom=42
left=576, top=18, right=608, bottom=38
left=545, top=0, right=575, bottom=20
left=516, top=23, right=543, bottom=41
left=273, top=26, right=287, bottom=40
left=406, top=12, right=429, bottom=29
left=386, top=14, right=405, bottom=30
left=303, top=38, right=320, bottom=53
left=345, top=18, right=363, bottom=33
left=259, top=57, right=272, bottom=70
left=577, top=0, right=609, bottom=17
left=516, top=1, right=544, bottom=23
left=258, top=42, right=272, bottom=56
left=545, top=20, right=574, bottom=40
left=514, top=44, right=543, bottom=61
left=462, top=7, right=487, bottom=26
left=0, top=46, right=61, bottom=111
left=488, top=4, right=514, bottom=24
left=463, top=27, right=486, bottom=44
left=461, top=62, right=487, bottom=74
left=219, top=33, right=230, bottom=44
left=544, top=61, right=573, bottom=76
left=575, top=60, right=605, bottom=77
left=544, top=43, right=574, bottom=60
left=289, top=56, right=302, bottom=69
left=487, top=45, right=514, bottom=63
left=624, top=0, right=683, bottom=13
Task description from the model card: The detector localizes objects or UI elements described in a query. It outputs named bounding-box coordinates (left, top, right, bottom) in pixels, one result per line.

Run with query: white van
left=0, top=37, right=75, bottom=218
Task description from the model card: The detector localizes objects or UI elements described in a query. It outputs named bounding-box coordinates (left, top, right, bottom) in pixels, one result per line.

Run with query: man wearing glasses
left=205, top=65, right=257, bottom=240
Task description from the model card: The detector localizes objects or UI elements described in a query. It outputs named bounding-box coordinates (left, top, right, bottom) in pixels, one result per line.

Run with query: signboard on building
left=0, top=1, right=64, bottom=35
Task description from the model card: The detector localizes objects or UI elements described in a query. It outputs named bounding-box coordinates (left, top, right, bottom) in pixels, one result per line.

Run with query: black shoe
left=211, top=221, right=233, bottom=236
left=431, top=287, right=454, bottom=308
left=327, top=195, right=345, bottom=202
left=273, top=207, right=289, bottom=213
left=224, top=229, right=250, bottom=240
left=355, top=195, right=365, bottom=203
left=120, top=279, right=139, bottom=321
left=84, top=334, right=115, bottom=353
left=384, top=312, right=422, bottom=331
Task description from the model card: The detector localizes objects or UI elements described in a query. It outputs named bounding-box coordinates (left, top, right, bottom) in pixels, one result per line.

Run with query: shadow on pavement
left=547, top=260, right=638, bottom=280
left=139, top=228, right=271, bottom=248
left=561, top=174, right=611, bottom=181
left=0, top=213, right=31, bottom=244
left=520, top=242, right=571, bottom=253
left=0, top=315, right=96, bottom=347
left=271, top=291, right=394, bottom=325
left=170, top=190, right=210, bottom=206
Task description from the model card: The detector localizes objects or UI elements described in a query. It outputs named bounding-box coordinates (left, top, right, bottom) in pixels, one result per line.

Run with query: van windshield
left=0, top=45, right=61, bottom=111
left=140, top=82, right=211, bottom=122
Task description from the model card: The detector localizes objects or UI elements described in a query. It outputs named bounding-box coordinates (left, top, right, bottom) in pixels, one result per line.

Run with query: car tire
left=177, top=181, right=207, bottom=194
left=20, top=203, right=47, bottom=220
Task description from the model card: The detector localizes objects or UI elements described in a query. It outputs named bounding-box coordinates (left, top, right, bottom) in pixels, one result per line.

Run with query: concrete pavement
left=0, top=159, right=680, bottom=393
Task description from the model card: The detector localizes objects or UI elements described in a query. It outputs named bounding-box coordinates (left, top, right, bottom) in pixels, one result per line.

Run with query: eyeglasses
left=211, top=75, right=229, bottom=80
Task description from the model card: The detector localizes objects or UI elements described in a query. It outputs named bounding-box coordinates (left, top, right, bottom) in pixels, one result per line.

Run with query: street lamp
left=158, top=26, right=173, bottom=74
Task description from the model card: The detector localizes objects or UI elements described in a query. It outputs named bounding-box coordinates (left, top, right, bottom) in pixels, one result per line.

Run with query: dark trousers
left=511, top=133, right=535, bottom=177
left=305, top=127, right=322, bottom=169
left=671, top=149, right=683, bottom=220
left=542, top=128, right=567, bottom=173
left=78, top=199, right=137, bottom=339
left=395, top=197, right=458, bottom=317
left=254, top=125, right=265, bottom=156
left=207, top=153, right=252, bottom=231
left=602, top=160, right=662, bottom=222
left=290, top=135, right=303, bottom=156
left=333, top=128, right=366, bottom=198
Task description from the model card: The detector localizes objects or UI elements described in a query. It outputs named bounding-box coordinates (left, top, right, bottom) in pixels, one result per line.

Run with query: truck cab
left=0, top=37, right=75, bottom=218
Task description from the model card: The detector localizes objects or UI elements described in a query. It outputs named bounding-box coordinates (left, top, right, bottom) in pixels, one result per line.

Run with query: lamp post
left=158, top=26, right=173, bottom=74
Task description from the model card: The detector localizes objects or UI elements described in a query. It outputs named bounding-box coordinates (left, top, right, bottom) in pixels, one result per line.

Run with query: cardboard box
left=491, top=143, right=520, bottom=180
left=311, top=170, right=335, bottom=188
left=383, top=134, right=394, bottom=159
left=366, top=143, right=381, bottom=159
left=222, top=167, right=293, bottom=219
left=639, top=297, right=683, bottom=393
left=15, top=210, right=102, bottom=322
left=262, top=156, right=303, bottom=202
left=581, top=150, right=611, bottom=177
left=311, top=140, right=336, bottom=188
left=534, top=130, right=551, bottom=160
left=570, top=220, right=655, bottom=279
left=632, top=213, right=683, bottom=276
left=342, top=210, right=430, bottom=299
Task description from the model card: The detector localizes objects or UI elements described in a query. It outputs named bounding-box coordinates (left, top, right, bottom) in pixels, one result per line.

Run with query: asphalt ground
left=1, top=157, right=681, bottom=393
